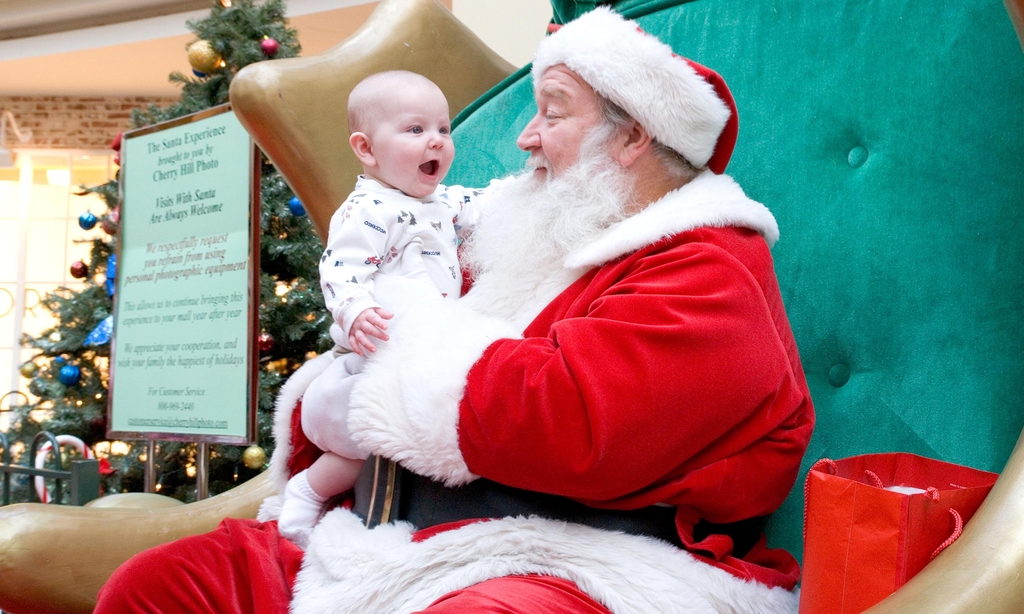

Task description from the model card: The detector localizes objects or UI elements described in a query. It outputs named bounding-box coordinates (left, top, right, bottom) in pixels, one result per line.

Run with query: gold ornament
left=187, top=40, right=223, bottom=74
left=19, top=362, right=38, bottom=378
left=241, top=445, right=266, bottom=469
left=266, top=358, right=289, bottom=375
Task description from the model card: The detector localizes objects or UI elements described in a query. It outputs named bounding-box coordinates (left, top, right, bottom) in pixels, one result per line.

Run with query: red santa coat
left=268, top=172, right=814, bottom=614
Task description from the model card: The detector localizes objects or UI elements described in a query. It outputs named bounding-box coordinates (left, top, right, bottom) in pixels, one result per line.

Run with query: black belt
left=353, top=456, right=763, bottom=556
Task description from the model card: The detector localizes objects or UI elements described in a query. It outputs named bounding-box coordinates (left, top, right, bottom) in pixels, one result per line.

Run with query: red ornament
left=70, top=261, right=89, bottom=279
left=98, top=457, right=116, bottom=476
left=90, top=414, right=108, bottom=435
left=258, top=333, right=274, bottom=352
left=110, top=132, right=122, bottom=152
left=101, top=208, right=120, bottom=235
left=261, top=37, right=280, bottom=57
left=114, top=152, right=121, bottom=167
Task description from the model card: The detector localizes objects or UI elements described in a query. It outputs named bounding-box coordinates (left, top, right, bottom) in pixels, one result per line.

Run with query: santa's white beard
left=460, top=142, right=635, bottom=328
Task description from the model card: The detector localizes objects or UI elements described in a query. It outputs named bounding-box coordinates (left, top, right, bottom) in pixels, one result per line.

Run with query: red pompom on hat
left=536, top=8, right=738, bottom=174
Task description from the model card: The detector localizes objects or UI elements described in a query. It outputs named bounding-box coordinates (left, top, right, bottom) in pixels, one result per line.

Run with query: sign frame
left=106, top=103, right=261, bottom=445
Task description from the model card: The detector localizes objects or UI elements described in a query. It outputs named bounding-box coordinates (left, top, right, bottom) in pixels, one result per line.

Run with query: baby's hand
left=348, top=307, right=394, bottom=356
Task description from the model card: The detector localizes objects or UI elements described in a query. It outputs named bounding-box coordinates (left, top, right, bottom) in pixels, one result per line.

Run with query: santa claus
left=96, top=7, right=813, bottom=613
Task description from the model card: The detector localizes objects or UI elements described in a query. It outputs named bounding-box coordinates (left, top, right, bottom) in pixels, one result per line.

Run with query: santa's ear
left=349, top=132, right=377, bottom=167
left=614, top=119, right=653, bottom=169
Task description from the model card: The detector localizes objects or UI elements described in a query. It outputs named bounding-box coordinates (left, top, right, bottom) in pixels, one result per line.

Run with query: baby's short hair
left=347, top=70, right=443, bottom=134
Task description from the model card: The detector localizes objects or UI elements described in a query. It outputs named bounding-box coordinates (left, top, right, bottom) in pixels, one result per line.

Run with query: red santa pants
left=95, top=518, right=611, bottom=614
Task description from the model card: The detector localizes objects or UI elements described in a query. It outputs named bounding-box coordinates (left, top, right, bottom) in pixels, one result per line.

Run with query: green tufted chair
left=447, top=0, right=1024, bottom=605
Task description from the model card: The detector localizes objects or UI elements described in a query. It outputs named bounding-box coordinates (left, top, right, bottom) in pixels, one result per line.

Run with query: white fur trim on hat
left=532, top=7, right=731, bottom=169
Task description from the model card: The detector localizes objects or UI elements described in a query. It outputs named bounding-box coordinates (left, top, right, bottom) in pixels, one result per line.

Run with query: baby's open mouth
left=419, top=160, right=439, bottom=176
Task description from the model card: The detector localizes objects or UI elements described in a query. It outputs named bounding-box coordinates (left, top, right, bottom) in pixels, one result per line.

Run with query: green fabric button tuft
left=848, top=146, right=868, bottom=168
left=828, top=364, right=851, bottom=387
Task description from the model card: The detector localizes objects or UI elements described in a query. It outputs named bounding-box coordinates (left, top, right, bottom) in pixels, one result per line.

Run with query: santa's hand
left=348, top=307, right=394, bottom=356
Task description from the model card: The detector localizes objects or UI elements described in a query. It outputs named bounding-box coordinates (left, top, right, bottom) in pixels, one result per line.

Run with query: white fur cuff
left=347, top=274, right=519, bottom=486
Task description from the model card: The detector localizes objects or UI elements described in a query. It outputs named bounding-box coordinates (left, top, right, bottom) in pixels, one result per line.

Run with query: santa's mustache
left=526, top=154, right=551, bottom=172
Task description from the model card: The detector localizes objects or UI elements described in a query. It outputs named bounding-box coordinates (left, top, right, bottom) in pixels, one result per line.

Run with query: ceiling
left=0, top=0, right=213, bottom=40
left=0, top=0, right=406, bottom=97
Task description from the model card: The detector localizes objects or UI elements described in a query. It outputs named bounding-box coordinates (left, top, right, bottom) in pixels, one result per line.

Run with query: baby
left=277, top=71, right=483, bottom=545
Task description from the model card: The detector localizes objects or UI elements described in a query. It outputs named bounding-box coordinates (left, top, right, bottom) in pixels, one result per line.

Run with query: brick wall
left=0, top=96, right=178, bottom=150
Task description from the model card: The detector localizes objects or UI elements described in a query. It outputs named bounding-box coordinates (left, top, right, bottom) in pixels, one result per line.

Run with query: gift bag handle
left=858, top=469, right=963, bottom=558
left=803, top=459, right=964, bottom=558
left=864, top=469, right=884, bottom=488
left=931, top=508, right=963, bottom=560
left=803, top=459, right=838, bottom=542
left=811, top=458, right=837, bottom=475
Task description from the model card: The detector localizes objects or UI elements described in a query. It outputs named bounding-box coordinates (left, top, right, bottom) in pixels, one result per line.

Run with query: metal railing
left=0, top=430, right=99, bottom=506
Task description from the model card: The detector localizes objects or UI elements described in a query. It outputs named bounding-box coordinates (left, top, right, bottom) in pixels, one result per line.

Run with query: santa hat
left=532, top=7, right=738, bottom=174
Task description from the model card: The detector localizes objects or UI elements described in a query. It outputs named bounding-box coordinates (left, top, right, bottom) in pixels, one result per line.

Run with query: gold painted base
left=0, top=471, right=274, bottom=614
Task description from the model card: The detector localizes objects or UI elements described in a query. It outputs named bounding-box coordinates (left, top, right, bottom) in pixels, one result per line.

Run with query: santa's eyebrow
left=538, top=85, right=570, bottom=102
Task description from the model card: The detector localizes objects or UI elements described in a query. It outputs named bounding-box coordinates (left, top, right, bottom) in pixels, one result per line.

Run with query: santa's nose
left=517, top=115, right=541, bottom=152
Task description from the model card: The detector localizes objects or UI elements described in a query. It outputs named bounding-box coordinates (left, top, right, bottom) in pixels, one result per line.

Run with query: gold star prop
left=1009, top=0, right=1024, bottom=53
left=229, top=0, right=515, bottom=240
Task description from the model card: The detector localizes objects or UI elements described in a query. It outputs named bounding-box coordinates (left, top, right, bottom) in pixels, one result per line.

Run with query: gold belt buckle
left=363, top=455, right=399, bottom=528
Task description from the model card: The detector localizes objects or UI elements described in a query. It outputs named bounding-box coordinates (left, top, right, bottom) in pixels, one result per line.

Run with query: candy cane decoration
left=34, top=435, right=93, bottom=503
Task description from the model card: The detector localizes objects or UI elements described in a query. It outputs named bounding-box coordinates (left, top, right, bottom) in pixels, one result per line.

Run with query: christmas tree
left=10, top=0, right=332, bottom=503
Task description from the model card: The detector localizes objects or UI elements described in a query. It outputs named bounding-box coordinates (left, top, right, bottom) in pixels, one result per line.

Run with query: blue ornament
left=288, top=196, right=306, bottom=216
left=84, top=315, right=113, bottom=346
left=193, top=69, right=208, bottom=78
left=79, top=211, right=98, bottom=230
left=53, top=357, right=66, bottom=367
left=59, top=365, right=81, bottom=386
left=106, top=253, right=117, bottom=297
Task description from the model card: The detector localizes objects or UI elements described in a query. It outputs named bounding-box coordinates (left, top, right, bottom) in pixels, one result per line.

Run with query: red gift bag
left=799, top=453, right=998, bottom=614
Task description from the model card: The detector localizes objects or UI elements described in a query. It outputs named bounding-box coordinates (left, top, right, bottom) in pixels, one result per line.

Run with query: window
left=0, top=150, right=116, bottom=428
